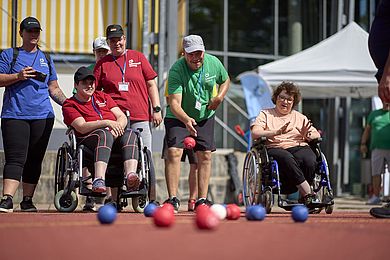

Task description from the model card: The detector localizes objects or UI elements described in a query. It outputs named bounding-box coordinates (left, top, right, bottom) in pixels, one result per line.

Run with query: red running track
left=0, top=210, right=389, bottom=260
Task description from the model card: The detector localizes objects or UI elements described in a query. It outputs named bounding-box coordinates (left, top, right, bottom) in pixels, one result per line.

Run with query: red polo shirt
left=62, top=91, right=118, bottom=136
left=94, top=49, right=157, bottom=121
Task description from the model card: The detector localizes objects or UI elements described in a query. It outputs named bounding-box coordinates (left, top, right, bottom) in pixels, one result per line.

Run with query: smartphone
left=34, top=71, right=47, bottom=82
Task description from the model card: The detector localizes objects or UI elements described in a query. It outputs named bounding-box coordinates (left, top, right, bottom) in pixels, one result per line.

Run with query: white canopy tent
left=258, top=22, right=378, bottom=98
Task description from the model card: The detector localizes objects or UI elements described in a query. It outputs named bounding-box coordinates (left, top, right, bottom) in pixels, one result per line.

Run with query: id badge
left=118, top=82, right=129, bottom=91
left=195, top=100, right=202, bottom=111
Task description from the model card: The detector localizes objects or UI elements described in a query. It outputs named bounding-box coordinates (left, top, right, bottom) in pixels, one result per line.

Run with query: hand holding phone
left=33, top=71, right=47, bottom=82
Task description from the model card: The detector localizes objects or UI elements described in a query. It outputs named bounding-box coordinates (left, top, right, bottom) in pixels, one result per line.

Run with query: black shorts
left=161, top=136, right=198, bottom=164
left=164, top=116, right=216, bottom=152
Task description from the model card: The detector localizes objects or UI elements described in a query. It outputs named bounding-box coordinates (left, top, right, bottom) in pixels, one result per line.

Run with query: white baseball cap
left=183, top=35, right=205, bottom=53
left=92, top=36, right=110, bottom=51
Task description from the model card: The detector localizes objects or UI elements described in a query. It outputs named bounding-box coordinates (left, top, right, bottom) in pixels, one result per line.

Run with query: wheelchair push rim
left=132, top=148, right=154, bottom=213
left=242, top=150, right=260, bottom=207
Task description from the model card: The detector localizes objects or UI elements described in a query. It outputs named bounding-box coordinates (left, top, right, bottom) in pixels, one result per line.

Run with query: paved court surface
left=1, top=196, right=389, bottom=260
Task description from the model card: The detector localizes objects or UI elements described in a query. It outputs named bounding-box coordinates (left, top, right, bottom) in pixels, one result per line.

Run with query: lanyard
left=30, top=50, right=40, bottom=67
left=113, top=51, right=127, bottom=82
left=195, top=66, right=204, bottom=100
left=91, top=95, right=103, bottom=120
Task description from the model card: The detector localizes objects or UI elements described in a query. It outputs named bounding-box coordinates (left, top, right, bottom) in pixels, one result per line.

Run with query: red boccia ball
left=226, top=204, right=241, bottom=220
left=183, top=136, right=196, bottom=150
left=153, top=207, right=175, bottom=228
left=195, top=207, right=219, bottom=230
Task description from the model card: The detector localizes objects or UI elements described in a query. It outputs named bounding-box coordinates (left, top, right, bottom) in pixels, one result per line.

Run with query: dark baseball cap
left=20, top=17, right=42, bottom=31
left=106, top=24, right=124, bottom=39
left=74, top=67, right=95, bottom=83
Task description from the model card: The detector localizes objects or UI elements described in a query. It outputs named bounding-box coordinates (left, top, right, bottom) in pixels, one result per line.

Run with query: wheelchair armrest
left=253, top=136, right=267, bottom=145
left=252, top=136, right=267, bottom=150
left=308, top=137, right=323, bottom=159
left=308, top=137, right=322, bottom=146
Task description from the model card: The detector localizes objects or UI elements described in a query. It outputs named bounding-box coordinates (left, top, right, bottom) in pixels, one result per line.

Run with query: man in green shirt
left=360, top=103, right=390, bottom=205
left=163, top=35, right=230, bottom=212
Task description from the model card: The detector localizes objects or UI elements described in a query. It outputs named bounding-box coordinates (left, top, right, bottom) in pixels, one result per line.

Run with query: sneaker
left=366, top=195, right=381, bottom=205
left=20, top=196, right=37, bottom=212
left=126, top=173, right=140, bottom=192
left=194, top=198, right=213, bottom=210
left=163, top=197, right=180, bottom=213
left=0, top=196, right=13, bottom=213
left=82, top=196, right=96, bottom=212
left=188, top=199, right=196, bottom=211
left=92, top=178, right=106, bottom=193
left=370, top=203, right=390, bottom=218
left=149, top=200, right=160, bottom=207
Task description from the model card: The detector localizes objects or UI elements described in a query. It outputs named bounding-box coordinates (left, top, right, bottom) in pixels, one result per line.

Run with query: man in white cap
left=163, top=35, right=230, bottom=212
left=88, top=36, right=110, bottom=71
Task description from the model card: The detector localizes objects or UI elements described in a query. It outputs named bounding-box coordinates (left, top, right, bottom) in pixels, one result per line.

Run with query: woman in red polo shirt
left=94, top=24, right=162, bottom=153
left=62, top=66, right=140, bottom=193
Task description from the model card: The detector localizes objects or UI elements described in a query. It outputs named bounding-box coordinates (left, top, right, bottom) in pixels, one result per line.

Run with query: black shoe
left=370, top=203, right=390, bottom=218
left=104, top=196, right=119, bottom=210
left=194, top=198, right=213, bottom=210
left=82, top=196, right=96, bottom=212
left=0, top=196, right=13, bottom=213
left=149, top=200, right=160, bottom=207
left=163, top=197, right=180, bottom=213
left=20, top=196, right=37, bottom=212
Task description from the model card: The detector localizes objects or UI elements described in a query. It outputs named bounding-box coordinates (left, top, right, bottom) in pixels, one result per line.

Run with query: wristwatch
left=153, top=106, right=161, bottom=113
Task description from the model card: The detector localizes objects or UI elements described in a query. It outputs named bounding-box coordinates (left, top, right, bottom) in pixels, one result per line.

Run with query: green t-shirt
left=165, top=53, right=229, bottom=122
left=367, top=109, right=390, bottom=150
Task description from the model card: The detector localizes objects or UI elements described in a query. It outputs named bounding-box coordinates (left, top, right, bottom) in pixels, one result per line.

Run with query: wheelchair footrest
left=119, top=186, right=148, bottom=198
left=79, top=190, right=107, bottom=197
left=278, top=199, right=303, bottom=211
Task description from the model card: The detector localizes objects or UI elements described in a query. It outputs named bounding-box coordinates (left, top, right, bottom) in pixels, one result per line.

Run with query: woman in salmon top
left=251, top=81, right=321, bottom=205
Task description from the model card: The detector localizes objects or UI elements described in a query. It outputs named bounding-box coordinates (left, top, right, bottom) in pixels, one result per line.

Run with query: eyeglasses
left=277, top=94, right=294, bottom=103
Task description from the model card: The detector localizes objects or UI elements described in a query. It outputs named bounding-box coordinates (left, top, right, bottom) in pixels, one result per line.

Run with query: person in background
left=94, top=24, right=162, bottom=151
left=162, top=79, right=198, bottom=211
left=251, top=82, right=321, bottom=206
left=164, top=35, right=230, bottom=212
left=0, top=17, right=66, bottom=213
left=162, top=141, right=198, bottom=211
left=368, top=0, right=390, bottom=218
left=94, top=24, right=162, bottom=204
left=88, top=36, right=110, bottom=71
left=360, top=103, right=390, bottom=204
left=81, top=36, right=111, bottom=211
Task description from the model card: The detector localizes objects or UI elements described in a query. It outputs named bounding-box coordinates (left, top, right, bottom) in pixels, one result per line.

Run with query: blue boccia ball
left=291, top=205, right=309, bottom=223
left=245, top=206, right=254, bottom=220
left=250, top=205, right=266, bottom=221
left=97, top=204, right=117, bottom=224
left=144, top=202, right=158, bottom=217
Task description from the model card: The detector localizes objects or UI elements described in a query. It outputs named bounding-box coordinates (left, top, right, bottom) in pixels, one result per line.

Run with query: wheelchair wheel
left=54, top=143, right=70, bottom=197
left=132, top=148, right=154, bottom=213
left=262, top=190, right=273, bottom=214
left=324, top=187, right=334, bottom=214
left=242, top=151, right=260, bottom=206
left=132, top=196, right=148, bottom=213
left=54, top=190, right=78, bottom=212
left=325, top=204, right=333, bottom=214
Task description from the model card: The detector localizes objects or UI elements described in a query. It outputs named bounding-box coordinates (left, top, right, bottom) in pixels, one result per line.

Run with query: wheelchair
left=53, top=127, right=155, bottom=213
left=242, top=137, right=334, bottom=214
